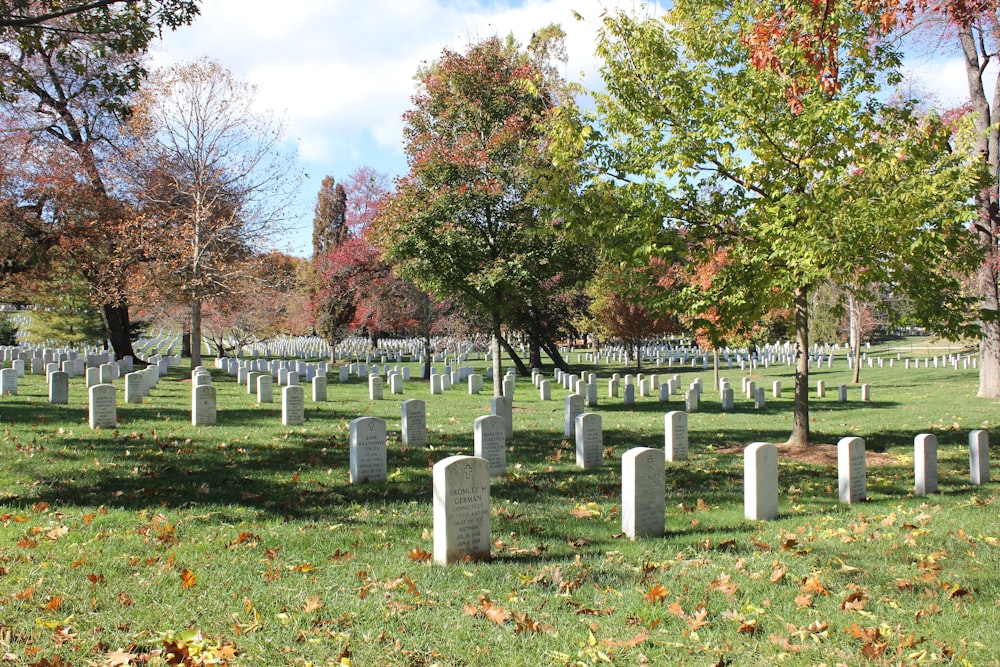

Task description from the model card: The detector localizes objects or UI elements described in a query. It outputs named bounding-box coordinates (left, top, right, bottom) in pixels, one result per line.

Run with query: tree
left=133, top=57, right=300, bottom=367
left=0, top=1, right=199, bottom=100
left=554, top=3, right=979, bottom=445
left=312, top=176, right=347, bottom=259
left=375, top=29, right=588, bottom=396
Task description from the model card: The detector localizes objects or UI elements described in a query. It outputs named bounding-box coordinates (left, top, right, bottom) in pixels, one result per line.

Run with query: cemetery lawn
left=0, top=345, right=998, bottom=665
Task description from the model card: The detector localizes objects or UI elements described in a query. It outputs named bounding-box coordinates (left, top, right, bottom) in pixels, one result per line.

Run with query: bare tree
left=133, top=57, right=300, bottom=367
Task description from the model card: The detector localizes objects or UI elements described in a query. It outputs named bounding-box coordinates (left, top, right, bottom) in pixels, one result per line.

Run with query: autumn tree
left=133, top=57, right=300, bottom=367
left=553, top=3, right=979, bottom=445
left=375, top=28, right=589, bottom=396
left=312, top=176, right=347, bottom=259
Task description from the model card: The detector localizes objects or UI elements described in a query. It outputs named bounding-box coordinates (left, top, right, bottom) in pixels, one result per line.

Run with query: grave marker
left=474, top=415, right=506, bottom=476
left=744, top=442, right=778, bottom=520
left=48, top=371, right=68, bottom=404
left=837, top=437, right=866, bottom=504
left=124, top=372, right=143, bottom=404
left=192, top=385, right=217, bottom=426
left=257, top=374, right=274, bottom=403
left=914, top=433, right=938, bottom=495
left=350, top=417, right=388, bottom=483
left=564, top=394, right=584, bottom=437
left=401, top=399, right=427, bottom=447
left=491, top=396, right=513, bottom=442
left=622, top=447, right=665, bottom=539
left=88, top=384, right=117, bottom=429
left=970, top=430, right=990, bottom=485
left=282, top=385, right=305, bottom=426
left=664, top=411, right=688, bottom=461
left=433, top=456, right=490, bottom=565
left=312, top=375, right=328, bottom=402
left=575, top=413, right=602, bottom=469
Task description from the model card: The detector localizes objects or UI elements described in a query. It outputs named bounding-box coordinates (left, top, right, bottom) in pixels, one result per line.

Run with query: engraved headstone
left=0, top=368, right=16, bottom=395
left=744, top=442, right=778, bottom=520
left=491, top=396, right=513, bottom=442
left=349, top=416, right=387, bottom=483
left=837, top=436, right=866, bottom=504
left=474, top=414, right=506, bottom=476
left=88, top=384, right=117, bottom=429
left=312, top=375, right=328, bottom=402
left=664, top=411, right=688, bottom=461
left=401, top=399, right=427, bottom=447
left=539, top=379, right=551, bottom=401
left=564, top=393, right=584, bottom=437
left=192, top=384, right=217, bottom=426
left=257, top=374, right=274, bottom=403
left=914, top=433, right=938, bottom=495
left=433, top=455, right=490, bottom=565
left=575, top=412, right=602, bottom=469
left=622, top=447, right=665, bottom=539
left=369, top=375, right=383, bottom=400
left=281, top=385, right=305, bottom=426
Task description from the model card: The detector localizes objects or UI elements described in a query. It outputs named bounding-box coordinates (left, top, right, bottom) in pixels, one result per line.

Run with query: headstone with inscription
left=622, top=447, right=665, bottom=539
left=124, top=372, right=143, bottom=404
left=48, top=371, right=69, bottom=404
left=257, top=374, right=274, bottom=403
left=349, top=416, right=387, bottom=483
left=575, top=412, right=602, bottom=469
left=433, top=455, right=491, bottom=565
left=491, top=396, right=513, bottom=442
left=281, top=385, right=305, bottom=426
left=837, top=436, right=866, bottom=504
left=564, top=393, right=584, bottom=438
left=369, top=375, right=384, bottom=400
left=0, top=368, right=16, bottom=395
left=401, top=399, right=427, bottom=447
left=88, top=384, right=117, bottom=429
left=192, top=384, right=217, bottom=426
left=664, top=411, right=688, bottom=461
left=474, top=414, right=506, bottom=476
left=312, top=375, right=328, bottom=402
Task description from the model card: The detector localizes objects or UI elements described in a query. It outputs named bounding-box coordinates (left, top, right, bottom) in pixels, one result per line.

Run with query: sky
left=148, top=0, right=976, bottom=257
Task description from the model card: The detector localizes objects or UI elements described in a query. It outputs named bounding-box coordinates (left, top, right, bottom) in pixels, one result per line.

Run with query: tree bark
left=713, top=348, right=719, bottom=390
left=528, top=334, right=543, bottom=370
left=190, top=298, right=202, bottom=368
left=789, top=285, right=810, bottom=447
left=849, top=293, right=862, bottom=384
left=491, top=313, right=503, bottom=397
left=958, top=22, right=1000, bottom=397
left=539, top=336, right=570, bottom=372
left=499, top=333, right=529, bottom=376
left=100, top=302, right=135, bottom=361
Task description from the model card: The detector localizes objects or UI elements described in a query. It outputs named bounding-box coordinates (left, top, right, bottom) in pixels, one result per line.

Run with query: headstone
left=88, top=384, right=117, bottom=429
left=369, top=375, right=384, bottom=400
left=247, top=371, right=261, bottom=394
left=401, top=399, right=427, bottom=447
left=564, top=394, right=584, bottom=437
left=664, top=411, right=688, bottom=461
left=539, top=379, right=551, bottom=401
left=281, top=385, right=305, bottom=426
left=287, top=371, right=300, bottom=387
left=48, top=371, right=69, bottom=405
left=623, top=383, right=635, bottom=406
left=474, top=414, right=506, bottom=476
left=430, top=374, right=443, bottom=395
left=914, top=433, right=938, bottom=495
left=312, top=375, right=328, bottom=402
left=837, top=437, right=866, bottom=504
left=684, top=388, right=698, bottom=412
left=390, top=373, right=403, bottom=395
left=503, top=377, right=515, bottom=398
left=257, top=374, right=274, bottom=403
left=491, top=396, right=513, bottom=442
left=744, top=442, right=778, bottom=521
left=192, top=385, right=217, bottom=426
left=970, top=430, right=990, bottom=485
left=838, top=384, right=847, bottom=403
left=816, top=380, right=825, bottom=398
left=584, top=382, right=598, bottom=408
left=721, top=387, right=734, bottom=412
left=124, top=372, right=144, bottom=404
left=30, top=357, right=44, bottom=375
left=754, top=386, right=766, bottom=409
left=339, top=366, right=349, bottom=383
left=11, top=359, right=23, bottom=378
left=772, top=381, right=781, bottom=399
left=86, top=367, right=100, bottom=388
left=433, top=455, right=491, bottom=565
left=621, top=447, right=665, bottom=539
left=349, top=417, right=387, bottom=483
left=194, top=372, right=212, bottom=386
left=0, top=368, right=16, bottom=395
left=860, top=384, right=871, bottom=402
left=609, top=378, right=619, bottom=398
left=575, top=413, right=602, bottom=469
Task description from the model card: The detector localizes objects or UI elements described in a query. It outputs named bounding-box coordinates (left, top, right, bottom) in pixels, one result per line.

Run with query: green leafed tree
left=553, top=2, right=980, bottom=445
left=374, top=28, right=589, bottom=395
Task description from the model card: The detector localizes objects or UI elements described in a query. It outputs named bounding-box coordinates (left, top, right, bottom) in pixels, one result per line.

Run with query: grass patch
left=0, top=340, right=996, bottom=665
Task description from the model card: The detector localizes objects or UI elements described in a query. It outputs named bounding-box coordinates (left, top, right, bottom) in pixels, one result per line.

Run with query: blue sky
left=149, top=0, right=975, bottom=256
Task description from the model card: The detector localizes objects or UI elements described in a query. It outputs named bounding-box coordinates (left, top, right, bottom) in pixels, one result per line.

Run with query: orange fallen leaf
left=179, top=569, right=197, bottom=589
left=303, top=595, right=323, bottom=613
left=770, top=565, right=788, bottom=584
left=644, top=584, right=669, bottom=604
left=687, top=607, right=709, bottom=631
left=602, top=631, right=650, bottom=649
left=408, top=547, right=431, bottom=563
left=800, top=575, right=829, bottom=596
left=44, top=596, right=62, bottom=612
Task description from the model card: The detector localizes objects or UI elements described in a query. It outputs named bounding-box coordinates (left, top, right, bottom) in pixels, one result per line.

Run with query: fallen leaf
left=770, top=564, right=788, bottom=584
left=840, top=591, right=868, bottom=611
left=644, top=584, right=669, bottom=604
left=303, top=595, right=323, bottom=613
left=408, top=547, right=431, bottom=562
left=179, top=569, right=197, bottom=589
left=602, top=631, right=650, bottom=649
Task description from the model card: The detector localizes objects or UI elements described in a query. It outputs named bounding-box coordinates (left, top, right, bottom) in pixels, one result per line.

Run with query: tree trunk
left=849, top=293, right=862, bottom=384
left=101, top=302, right=135, bottom=361
left=181, top=332, right=191, bottom=358
left=713, top=348, right=719, bottom=390
left=191, top=298, right=203, bottom=368
left=958, top=22, right=1000, bottom=397
left=491, top=313, right=503, bottom=397
left=539, top=336, right=570, bottom=372
left=789, top=285, right=810, bottom=447
left=499, top=334, right=529, bottom=376
left=528, top=334, right=543, bottom=370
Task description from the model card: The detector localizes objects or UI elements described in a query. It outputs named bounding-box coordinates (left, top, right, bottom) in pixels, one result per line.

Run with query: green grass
left=0, top=340, right=997, bottom=666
